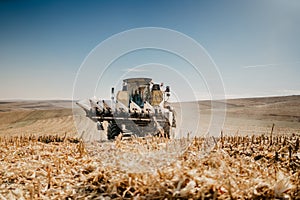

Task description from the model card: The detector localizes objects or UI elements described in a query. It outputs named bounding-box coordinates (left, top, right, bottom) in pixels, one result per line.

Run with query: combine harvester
left=77, top=78, right=176, bottom=140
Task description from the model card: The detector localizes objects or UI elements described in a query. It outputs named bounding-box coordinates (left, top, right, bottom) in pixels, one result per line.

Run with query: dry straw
left=0, top=133, right=299, bottom=199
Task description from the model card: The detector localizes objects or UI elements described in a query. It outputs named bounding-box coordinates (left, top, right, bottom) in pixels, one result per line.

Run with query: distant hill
left=1, top=95, right=299, bottom=122
left=222, top=95, right=300, bottom=123
left=0, top=100, right=73, bottom=112
left=0, top=95, right=299, bottom=136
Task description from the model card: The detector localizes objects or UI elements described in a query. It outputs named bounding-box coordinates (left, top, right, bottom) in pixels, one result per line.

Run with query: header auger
left=77, top=78, right=176, bottom=140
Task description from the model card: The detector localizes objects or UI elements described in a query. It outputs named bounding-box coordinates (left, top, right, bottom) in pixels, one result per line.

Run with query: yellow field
left=0, top=97, right=299, bottom=199
left=0, top=134, right=299, bottom=199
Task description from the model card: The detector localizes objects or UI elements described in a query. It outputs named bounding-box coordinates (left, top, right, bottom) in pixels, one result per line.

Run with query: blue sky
left=0, top=0, right=299, bottom=100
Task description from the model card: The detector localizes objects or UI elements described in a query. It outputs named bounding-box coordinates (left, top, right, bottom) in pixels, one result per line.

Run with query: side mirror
left=165, top=86, right=170, bottom=92
left=166, top=86, right=170, bottom=97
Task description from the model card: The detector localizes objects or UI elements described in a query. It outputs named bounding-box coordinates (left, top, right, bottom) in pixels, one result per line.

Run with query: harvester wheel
left=163, top=122, right=170, bottom=138
left=107, top=122, right=122, bottom=140
left=172, top=113, right=176, bottom=128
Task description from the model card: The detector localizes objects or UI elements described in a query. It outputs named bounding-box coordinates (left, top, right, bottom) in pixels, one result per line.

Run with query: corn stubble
left=0, top=133, right=299, bottom=199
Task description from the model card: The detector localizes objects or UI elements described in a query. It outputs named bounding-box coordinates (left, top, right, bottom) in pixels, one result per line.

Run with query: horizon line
left=0, top=94, right=299, bottom=102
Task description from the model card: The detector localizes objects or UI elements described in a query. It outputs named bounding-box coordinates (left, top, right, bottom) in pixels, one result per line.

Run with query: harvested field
left=0, top=101, right=76, bottom=137
left=0, top=134, right=299, bottom=199
left=0, top=96, right=299, bottom=199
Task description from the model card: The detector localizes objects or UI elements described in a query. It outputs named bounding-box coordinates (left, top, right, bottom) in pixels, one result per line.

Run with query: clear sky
left=0, top=0, right=299, bottom=100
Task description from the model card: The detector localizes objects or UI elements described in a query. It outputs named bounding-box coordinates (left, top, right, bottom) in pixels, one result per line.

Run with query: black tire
left=107, top=122, right=122, bottom=140
left=154, top=121, right=170, bottom=138
left=163, top=121, right=170, bottom=138
left=172, top=112, right=176, bottom=128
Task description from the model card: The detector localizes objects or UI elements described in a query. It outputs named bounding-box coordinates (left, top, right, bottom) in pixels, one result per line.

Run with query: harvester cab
left=76, top=78, right=176, bottom=140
